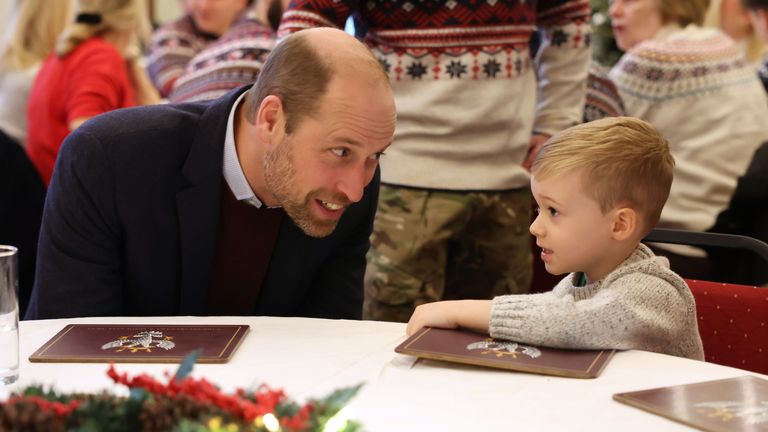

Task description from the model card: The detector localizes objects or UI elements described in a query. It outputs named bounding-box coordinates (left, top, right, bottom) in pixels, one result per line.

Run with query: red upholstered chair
left=686, top=279, right=768, bottom=374
left=644, top=229, right=768, bottom=373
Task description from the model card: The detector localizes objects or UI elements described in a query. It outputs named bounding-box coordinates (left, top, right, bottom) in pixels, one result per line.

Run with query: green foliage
left=175, top=350, right=201, bottom=381
left=590, top=0, right=623, bottom=67
left=306, top=383, right=364, bottom=432
left=70, top=395, right=144, bottom=432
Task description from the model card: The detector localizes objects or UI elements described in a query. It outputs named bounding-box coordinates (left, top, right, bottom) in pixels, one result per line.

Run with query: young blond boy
left=406, top=117, right=705, bottom=360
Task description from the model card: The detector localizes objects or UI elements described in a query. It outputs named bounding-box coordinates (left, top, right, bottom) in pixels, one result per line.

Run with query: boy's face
left=529, top=171, right=621, bottom=283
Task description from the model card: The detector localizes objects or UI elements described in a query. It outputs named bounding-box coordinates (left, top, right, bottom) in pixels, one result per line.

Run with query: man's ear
left=611, top=207, right=638, bottom=241
left=255, top=95, right=285, bottom=149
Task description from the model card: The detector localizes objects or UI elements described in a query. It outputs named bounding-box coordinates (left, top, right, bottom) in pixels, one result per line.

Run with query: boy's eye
left=534, top=206, right=541, bottom=214
left=369, top=151, right=385, bottom=161
left=548, top=207, right=559, bottom=217
left=331, top=148, right=350, bottom=157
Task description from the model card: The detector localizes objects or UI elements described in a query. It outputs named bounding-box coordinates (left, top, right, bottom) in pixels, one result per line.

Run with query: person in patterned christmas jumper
left=278, top=0, right=593, bottom=322
left=147, top=0, right=251, bottom=98
left=407, top=117, right=705, bottom=361
left=168, top=0, right=289, bottom=103
left=608, top=0, right=768, bottom=279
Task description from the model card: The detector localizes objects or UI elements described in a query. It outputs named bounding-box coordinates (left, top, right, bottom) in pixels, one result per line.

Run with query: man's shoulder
left=605, top=245, right=688, bottom=294
left=59, top=97, right=230, bottom=177
left=75, top=102, right=211, bottom=144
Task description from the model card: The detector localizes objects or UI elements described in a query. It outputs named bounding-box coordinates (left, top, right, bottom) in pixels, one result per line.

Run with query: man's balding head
left=246, top=27, right=389, bottom=133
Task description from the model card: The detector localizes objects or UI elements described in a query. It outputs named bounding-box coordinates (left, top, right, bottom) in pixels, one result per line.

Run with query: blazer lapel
left=176, top=86, right=251, bottom=314
left=176, top=184, right=220, bottom=314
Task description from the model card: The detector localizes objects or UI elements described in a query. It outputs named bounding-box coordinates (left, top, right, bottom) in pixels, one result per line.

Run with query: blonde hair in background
left=531, top=117, right=675, bottom=235
left=704, top=0, right=766, bottom=62
left=1, top=0, right=71, bottom=69
left=658, top=0, right=711, bottom=27
left=56, top=0, right=151, bottom=58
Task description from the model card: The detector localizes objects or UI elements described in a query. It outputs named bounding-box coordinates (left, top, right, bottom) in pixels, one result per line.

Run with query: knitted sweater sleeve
left=533, top=0, right=592, bottom=135
left=489, top=272, right=694, bottom=353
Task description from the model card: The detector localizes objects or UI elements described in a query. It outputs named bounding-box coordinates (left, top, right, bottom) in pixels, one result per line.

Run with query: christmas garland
left=0, top=352, right=362, bottom=432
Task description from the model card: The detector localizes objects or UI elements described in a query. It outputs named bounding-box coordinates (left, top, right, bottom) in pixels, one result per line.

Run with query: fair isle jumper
left=584, top=61, right=625, bottom=122
left=169, top=16, right=275, bottom=103
left=147, top=15, right=217, bottom=98
left=609, top=25, right=768, bottom=234
left=278, top=0, right=592, bottom=190
left=490, top=244, right=704, bottom=360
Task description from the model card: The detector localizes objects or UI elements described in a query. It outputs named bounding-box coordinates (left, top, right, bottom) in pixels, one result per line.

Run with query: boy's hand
left=406, top=300, right=493, bottom=336
left=406, top=302, right=460, bottom=336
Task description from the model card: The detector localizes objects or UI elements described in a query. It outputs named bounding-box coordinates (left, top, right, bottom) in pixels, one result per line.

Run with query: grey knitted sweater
left=490, top=244, right=705, bottom=360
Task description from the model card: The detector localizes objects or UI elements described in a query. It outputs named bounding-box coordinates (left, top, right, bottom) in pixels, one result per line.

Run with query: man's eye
left=331, top=148, right=349, bottom=157
left=369, top=152, right=385, bottom=161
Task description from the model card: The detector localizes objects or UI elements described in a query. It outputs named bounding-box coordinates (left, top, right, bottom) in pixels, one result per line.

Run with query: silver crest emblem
left=694, top=401, right=768, bottom=424
left=466, top=339, right=542, bottom=359
left=101, top=330, right=176, bottom=353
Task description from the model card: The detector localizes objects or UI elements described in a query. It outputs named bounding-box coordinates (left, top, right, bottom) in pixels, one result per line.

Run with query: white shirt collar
left=222, top=92, right=264, bottom=208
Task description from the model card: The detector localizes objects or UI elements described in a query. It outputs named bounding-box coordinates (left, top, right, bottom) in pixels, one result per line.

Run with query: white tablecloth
left=3, top=316, right=765, bottom=431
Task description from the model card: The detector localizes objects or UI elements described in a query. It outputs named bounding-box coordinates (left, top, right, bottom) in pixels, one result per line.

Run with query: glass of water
left=0, top=245, right=19, bottom=386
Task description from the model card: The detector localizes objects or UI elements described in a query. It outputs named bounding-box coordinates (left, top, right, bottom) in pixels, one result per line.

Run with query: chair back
left=686, top=278, right=768, bottom=374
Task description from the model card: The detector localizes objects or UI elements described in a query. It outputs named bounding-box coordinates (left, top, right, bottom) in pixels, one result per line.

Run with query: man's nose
left=336, top=164, right=371, bottom=203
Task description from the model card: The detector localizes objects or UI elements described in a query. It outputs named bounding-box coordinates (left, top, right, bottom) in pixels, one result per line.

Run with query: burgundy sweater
left=208, top=183, right=284, bottom=315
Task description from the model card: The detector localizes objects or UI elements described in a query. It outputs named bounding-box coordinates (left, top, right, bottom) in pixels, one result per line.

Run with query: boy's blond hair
left=531, top=117, right=674, bottom=235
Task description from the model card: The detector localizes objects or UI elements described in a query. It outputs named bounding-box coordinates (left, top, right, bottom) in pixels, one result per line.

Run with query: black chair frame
left=644, top=228, right=768, bottom=268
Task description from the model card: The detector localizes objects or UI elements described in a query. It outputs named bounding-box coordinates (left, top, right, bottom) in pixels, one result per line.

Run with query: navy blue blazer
left=25, top=86, right=378, bottom=320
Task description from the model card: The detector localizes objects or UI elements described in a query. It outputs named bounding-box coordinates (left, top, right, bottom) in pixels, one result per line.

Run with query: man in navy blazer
left=25, top=28, right=396, bottom=320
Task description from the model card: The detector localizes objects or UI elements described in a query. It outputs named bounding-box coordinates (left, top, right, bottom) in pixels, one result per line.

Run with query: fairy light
left=262, top=413, right=280, bottom=432
left=323, top=405, right=355, bottom=432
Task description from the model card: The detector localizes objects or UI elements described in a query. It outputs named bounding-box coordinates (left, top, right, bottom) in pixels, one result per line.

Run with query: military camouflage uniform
left=278, top=1, right=591, bottom=322
left=365, top=185, right=532, bottom=322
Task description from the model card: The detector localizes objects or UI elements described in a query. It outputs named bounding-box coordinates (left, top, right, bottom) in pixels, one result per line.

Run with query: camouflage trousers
left=364, top=185, right=533, bottom=322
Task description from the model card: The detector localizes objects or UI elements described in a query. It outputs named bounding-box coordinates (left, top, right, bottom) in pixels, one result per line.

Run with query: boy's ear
left=611, top=207, right=638, bottom=241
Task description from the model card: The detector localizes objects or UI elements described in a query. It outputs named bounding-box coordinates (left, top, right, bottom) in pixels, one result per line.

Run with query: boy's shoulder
left=603, top=243, right=687, bottom=292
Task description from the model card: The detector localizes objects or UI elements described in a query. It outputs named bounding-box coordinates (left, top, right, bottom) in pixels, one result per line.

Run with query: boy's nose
left=529, top=213, right=544, bottom=237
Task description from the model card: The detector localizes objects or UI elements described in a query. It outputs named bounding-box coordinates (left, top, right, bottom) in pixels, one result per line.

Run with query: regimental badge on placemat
left=614, top=375, right=768, bottom=432
left=29, top=324, right=249, bottom=363
left=395, top=327, right=614, bottom=379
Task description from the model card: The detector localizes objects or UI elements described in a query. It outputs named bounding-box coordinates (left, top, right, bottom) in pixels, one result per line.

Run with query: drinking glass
left=0, top=245, right=19, bottom=386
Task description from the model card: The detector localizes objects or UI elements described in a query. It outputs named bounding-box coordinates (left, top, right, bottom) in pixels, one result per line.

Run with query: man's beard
left=263, top=139, right=344, bottom=238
